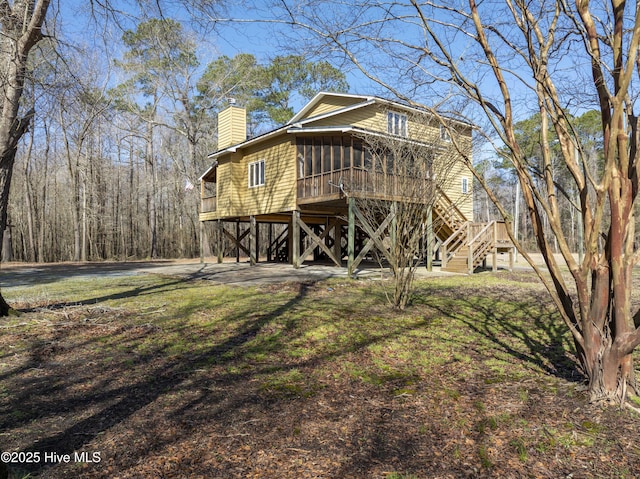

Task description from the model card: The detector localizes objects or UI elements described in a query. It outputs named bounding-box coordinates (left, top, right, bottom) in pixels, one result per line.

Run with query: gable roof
left=288, top=92, right=376, bottom=124
left=200, top=92, right=471, bottom=180
left=207, top=92, right=416, bottom=156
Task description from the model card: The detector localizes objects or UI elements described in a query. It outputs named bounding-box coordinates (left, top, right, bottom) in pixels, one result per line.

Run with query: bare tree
left=0, top=1, right=233, bottom=315
left=57, top=53, right=111, bottom=261
left=274, top=0, right=640, bottom=405
left=349, top=109, right=464, bottom=309
left=0, top=0, right=50, bottom=315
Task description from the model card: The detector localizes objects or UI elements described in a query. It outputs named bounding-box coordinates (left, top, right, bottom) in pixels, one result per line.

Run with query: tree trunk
left=146, top=122, right=158, bottom=259
left=0, top=0, right=52, bottom=315
left=81, top=175, right=87, bottom=261
left=0, top=132, right=18, bottom=313
left=24, top=178, right=36, bottom=261
left=583, top=346, right=636, bottom=404
left=0, top=142, right=18, bottom=315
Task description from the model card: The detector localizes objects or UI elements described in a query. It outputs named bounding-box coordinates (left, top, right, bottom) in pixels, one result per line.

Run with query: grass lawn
left=1, top=270, right=639, bottom=478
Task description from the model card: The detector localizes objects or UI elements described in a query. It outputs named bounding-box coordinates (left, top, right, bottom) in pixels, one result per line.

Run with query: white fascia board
left=206, top=146, right=237, bottom=159
left=286, top=126, right=356, bottom=134
left=287, top=126, right=449, bottom=152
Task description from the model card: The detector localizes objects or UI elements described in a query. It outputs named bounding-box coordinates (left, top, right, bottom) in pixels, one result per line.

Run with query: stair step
left=442, top=264, right=470, bottom=273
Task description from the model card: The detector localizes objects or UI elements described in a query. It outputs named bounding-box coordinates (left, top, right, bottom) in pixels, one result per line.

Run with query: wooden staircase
left=440, top=221, right=499, bottom=274
left=432, top=188, right=468, bottom=241
left=433, top=188, right=513, bottom=274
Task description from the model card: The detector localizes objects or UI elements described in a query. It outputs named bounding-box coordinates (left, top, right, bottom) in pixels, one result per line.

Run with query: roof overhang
left=200, top=91, right=473, bottom=180
left=206, top=125, right=290, bottom=160
left=198, top=160, right=218, bottom=182
left=289, top=91, right=474, bottom=131
left=286, top=125, right=451, bottom=151
left=288, top=92, right=374, bottom=124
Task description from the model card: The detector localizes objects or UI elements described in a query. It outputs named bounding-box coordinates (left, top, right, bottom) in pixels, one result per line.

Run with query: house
left=198, top=92, right=514, bottom=274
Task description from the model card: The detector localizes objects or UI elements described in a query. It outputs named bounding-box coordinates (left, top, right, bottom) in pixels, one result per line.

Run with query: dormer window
left=387, top=112, right=408, bottom=137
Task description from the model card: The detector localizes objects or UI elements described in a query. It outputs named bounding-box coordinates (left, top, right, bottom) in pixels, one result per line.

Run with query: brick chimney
left=217, top=103, right=247, bottom=150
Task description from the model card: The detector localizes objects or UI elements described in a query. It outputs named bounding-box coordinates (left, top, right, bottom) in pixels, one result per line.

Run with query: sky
left=53, top=0, right=598, bottom=141
left=55, top=0, right=378, bottom=115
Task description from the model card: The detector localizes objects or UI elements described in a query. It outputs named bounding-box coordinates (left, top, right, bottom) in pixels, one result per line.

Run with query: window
left=461, top=176, right=469, bottom=194
left=387, top=111, right=408, bottom=137
left=248, top=159, right=265, bottom=188
left=440, top=125, right=452, bottom=142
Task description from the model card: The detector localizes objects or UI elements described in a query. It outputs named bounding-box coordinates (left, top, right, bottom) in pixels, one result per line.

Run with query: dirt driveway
left=0, top=259, right=386, bottom=288
left=0, top=250, right=532, bottom=289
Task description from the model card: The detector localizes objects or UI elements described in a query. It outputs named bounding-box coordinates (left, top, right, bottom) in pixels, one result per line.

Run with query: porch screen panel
left=313, top=139, right=322, bottom=175
left=305, top=143, right=312, bottom=177
left=297, top=143, right=304, bottom=178
left=322, top=139, right=331, bottom=173
left=333, top=137, right=342, bottom=171
left=352, top=141, right=363, bottom=169
left=297, top=136, right=363, bottom=178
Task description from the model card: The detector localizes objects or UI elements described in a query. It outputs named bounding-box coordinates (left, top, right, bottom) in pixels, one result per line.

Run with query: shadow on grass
left=1, top=261, right=184, bottom=288
left=414, top=279, right=581, bottom=384
left=16, top=266, right=208, bottom=314
left=0, top=272, right=587, bottom=478
left=0, top=280, right=312, bottom=475
left=0, top=278, right=418, bottom=477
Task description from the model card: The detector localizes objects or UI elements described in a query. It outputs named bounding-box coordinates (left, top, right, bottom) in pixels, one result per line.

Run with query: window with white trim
left=248, top=159, right=265, bottom=188
left=387, top=111, right=408, bottom=137
left=461, top=176, right=469, bottom=194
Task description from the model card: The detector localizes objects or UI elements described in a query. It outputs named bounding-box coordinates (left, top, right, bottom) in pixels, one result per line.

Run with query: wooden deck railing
left=494, top=221, right=511, bottom=245
left=297, top=167, right=434, bottom=201
left=467, top=222, right=496, bottom=273
left=433, top=186, right=468, bottom=232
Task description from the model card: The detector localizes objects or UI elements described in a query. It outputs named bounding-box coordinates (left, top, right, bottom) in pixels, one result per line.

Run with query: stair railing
left=467, top=221, right=496, bottom=274
left=441, top=221, right=469, bottom=269
left=267, top=228, right=289, bottom=262
left=434, top=186, right=468, bottom=230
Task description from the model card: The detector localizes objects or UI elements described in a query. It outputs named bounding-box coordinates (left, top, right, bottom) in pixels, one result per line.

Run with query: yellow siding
left=228, top=137, right=297, bottom=217
left=440, top=161, right=473, bottom=221
left=308, top=104, right=446, bottom=143
left=303, top=96, right=365, bottom=119
left=436, top=132, right=473, bottom=221
left=218, top=106, right=247, bottom=150
left=309, top=104, right=474, bottom=219
left=308, top=104, right=379, bottom=129
left=199, top=163, right=230, bottom=221
left=203, top=95, right=474, bottom=222
left=212, top=157, right=234, bottom=218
